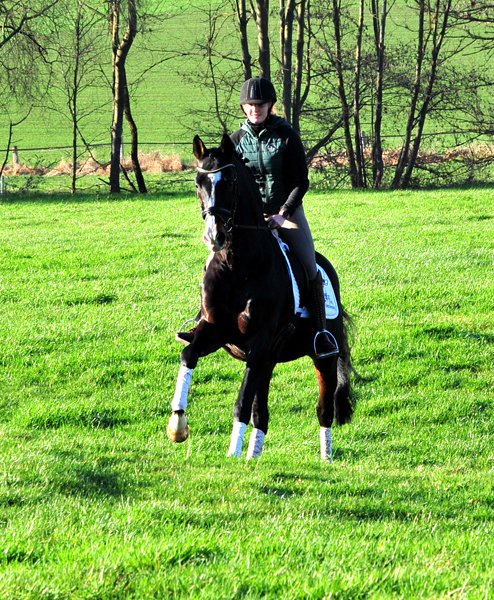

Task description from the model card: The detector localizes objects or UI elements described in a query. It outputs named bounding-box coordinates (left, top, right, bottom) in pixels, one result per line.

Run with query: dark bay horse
left=167, top=133, right=354, bottom=460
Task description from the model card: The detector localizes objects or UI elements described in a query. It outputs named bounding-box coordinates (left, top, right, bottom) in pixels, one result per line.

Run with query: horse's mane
left=231, top=149, right=264, bottom=212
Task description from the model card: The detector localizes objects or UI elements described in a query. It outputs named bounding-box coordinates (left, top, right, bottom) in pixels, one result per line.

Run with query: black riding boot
left=308, top=271, right=339, bottom=359
left=175, top=309, right=201, bottom=345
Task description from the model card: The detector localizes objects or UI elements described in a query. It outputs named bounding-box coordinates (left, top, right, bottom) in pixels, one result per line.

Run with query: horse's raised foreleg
left=167, top=320, right=222, bottom=443
left=314, top=357, right=338, bottom=461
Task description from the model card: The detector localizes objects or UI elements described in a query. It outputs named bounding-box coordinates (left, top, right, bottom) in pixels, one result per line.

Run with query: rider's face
left=242, top=102, right=271, bottom=125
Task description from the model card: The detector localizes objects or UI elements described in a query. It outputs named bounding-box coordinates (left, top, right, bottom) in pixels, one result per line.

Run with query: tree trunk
left=280, top=0, right=295, bottom=123
left=353, top=0, right=366, bottom=187
left=291, top=0, right=307, bottom=134
left=255, top=0, right=270, bottom=78
left=371, top=0, right=387, bottom=188
left=109, top=0, right=137, bottom=194
left=401, top=0, right=452, bottom=189
left=235, top=0, right=252, bottom=80
left=71, top=4, right=82, bottom=195
left=123, top=85, right=147, bottom=193
left=392, top=0, right=425, bottom=189
left=332, top=0, right=358, bottom=187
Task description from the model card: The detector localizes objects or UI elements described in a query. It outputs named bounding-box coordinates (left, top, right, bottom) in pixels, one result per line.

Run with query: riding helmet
left=239, top=76, right=277, bottom=105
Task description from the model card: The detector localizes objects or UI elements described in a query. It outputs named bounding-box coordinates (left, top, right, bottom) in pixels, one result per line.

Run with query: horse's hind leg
left=313, top=357, right=338, bottom=461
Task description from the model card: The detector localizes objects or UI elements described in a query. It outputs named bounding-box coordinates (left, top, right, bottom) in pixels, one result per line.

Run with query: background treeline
left=1, top=0, right=494, bottom=192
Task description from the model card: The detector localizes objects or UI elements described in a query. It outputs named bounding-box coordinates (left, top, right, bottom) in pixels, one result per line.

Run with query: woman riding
left=177, top=76, right=338, bottom=359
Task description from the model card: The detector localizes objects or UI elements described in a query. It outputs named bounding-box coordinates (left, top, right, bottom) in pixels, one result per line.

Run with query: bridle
left=196, top=161, right=269, bottom=233
left=196, top=163, right=237, bottom=232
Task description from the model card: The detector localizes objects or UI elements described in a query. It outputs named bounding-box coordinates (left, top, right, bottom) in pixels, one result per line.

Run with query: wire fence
left=2, top=129, right=491, bottom=157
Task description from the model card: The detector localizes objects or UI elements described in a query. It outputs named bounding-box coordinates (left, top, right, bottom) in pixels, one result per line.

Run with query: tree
left=391, top=0, right=453, bottom=188
left=108, top=0, right=146, bottom=193
left=370, top=0, right=389, bottom=188
left=48, top=0, right=107, bottom=193
left=0, top=1, right=58, bottom=166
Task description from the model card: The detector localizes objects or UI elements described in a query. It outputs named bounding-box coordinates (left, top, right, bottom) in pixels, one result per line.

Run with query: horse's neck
left=234, top=168, right=265, bottom=227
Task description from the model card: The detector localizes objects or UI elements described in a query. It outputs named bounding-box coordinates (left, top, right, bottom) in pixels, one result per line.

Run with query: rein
left=196, top=161, right=270, bottom=233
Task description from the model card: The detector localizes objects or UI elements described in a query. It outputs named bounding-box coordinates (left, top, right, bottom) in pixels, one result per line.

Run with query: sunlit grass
left=0, top=187, right=493, bottom=598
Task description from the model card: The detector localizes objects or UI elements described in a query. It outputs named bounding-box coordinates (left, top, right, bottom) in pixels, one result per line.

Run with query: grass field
left=1, top=0, right=492, bottom=172
left=0, top=185, right=493, bottom=598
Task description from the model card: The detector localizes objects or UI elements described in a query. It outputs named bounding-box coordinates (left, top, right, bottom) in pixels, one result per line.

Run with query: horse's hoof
left=167, top=411, right=190, bottom=442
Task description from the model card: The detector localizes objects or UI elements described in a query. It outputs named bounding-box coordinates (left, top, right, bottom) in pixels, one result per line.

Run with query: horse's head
left=193, top=134, right=237, bottom=252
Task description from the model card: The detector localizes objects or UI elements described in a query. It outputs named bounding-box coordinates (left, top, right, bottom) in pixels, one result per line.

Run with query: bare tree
left=370, top=0, right=388, bottom=188
left=235, top=0, right=252, bottom=79
left=254, top=0, right=271, bottom=78
left=331, top=0, right=358, bottom=186
left=48, top=0, right=107, bottom=193
left=0, top=0, right=57, bottom=162
left=291, top=0, right=308, bottom=133
left=352, top=0, right=367, bottom=187
left=0, top=0, right=58, bottom=53
left=108, top=0, right=147, bottom=193
left=392, top=0, right=453, bottom=189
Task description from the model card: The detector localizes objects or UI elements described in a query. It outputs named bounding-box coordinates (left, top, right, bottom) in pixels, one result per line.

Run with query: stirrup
left=314, top=329, right=339, bottom=359
left=175, top=317, right=199, bottom=345
left=178, top=317, right=198, bottom=332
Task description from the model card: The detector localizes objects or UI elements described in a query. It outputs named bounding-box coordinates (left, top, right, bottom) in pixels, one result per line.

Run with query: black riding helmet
left=239, top=76, right=277, bottom=106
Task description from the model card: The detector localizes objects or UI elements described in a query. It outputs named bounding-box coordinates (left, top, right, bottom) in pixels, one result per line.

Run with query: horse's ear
left=220, top=133, right=235, bottom=159
left=193, top=135, right=206, bottom=160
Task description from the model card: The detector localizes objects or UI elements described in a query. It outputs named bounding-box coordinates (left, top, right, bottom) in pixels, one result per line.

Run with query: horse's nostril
left=216, top=232, right=226, bottom=247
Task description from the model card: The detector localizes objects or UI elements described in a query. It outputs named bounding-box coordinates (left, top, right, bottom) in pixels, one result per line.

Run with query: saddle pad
left=273, top=232, right=339, bottom=320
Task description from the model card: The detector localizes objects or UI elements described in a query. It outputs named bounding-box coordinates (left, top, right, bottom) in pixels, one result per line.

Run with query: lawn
left=0, top=185, right=493, bottom=598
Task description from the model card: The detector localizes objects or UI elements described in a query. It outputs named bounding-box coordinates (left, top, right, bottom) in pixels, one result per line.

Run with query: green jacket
left=230, top=115, right=309, bottom=217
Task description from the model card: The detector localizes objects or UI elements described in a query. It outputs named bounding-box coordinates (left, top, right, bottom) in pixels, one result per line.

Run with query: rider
left=177, top=76, right=338, bottom=359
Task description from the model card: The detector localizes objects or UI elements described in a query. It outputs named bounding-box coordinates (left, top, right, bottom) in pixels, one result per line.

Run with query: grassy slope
left=1, top=0, right=491, bottom=168
left=0, top=186, right=493, bottom=598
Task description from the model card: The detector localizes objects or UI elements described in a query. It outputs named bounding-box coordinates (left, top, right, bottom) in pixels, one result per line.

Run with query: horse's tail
left=334, top=306, right=355, bottom=426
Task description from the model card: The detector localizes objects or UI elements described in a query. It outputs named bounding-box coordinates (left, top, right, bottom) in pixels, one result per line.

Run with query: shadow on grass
left=50, top=450, right=138, bottom=499
left=0, top=188, right=195, bottom=205
left=65, top=293, right=117, bottom=306
left=418, top=324, right=494, bottom=344
left=2, top=546, right=43, bottom=565
left=28, top=409, right=130, bottom=430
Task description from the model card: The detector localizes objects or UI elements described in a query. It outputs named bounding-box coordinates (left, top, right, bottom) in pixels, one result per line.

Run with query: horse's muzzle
left=204, top=216, right=226, bottom=251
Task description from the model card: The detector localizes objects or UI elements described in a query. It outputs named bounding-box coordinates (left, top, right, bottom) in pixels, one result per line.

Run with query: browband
left=196, top=163, right=235, bottom=174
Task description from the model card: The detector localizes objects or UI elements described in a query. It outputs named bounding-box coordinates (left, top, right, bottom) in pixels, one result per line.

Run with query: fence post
left=1, top=175, right=4, bottom=194
left=120, top=137, right=124, bottom=161
left=12, top=145, right=19, bottom=165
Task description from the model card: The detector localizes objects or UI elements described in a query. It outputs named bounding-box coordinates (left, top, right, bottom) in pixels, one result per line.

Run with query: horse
left=167, top=133, right=354, bottom=460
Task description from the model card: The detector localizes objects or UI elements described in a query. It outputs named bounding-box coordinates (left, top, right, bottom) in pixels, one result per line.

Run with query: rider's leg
left=308, top=270, right=339, bottom=358
left=277, top=206, right=338, bottom=359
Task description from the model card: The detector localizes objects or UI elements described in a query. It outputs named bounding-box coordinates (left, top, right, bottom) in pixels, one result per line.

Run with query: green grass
left=0, top=186, right=493, bottom=598
left=1, top=0, right=493, bottom=172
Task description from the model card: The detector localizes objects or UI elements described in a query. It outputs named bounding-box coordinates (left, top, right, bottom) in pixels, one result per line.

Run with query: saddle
left=269, top=234, right=339, bottom=359
left=273, top=234, right=339, bottom=320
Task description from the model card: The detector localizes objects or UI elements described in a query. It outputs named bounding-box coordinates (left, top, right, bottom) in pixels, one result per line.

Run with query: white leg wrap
left=171, top=366, right=194, bottom=412
left=246, top=428, right=265, bottom=459
left=227, top=422, right=247, bottom=457
left=320, top=427, right=333, bottom=461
